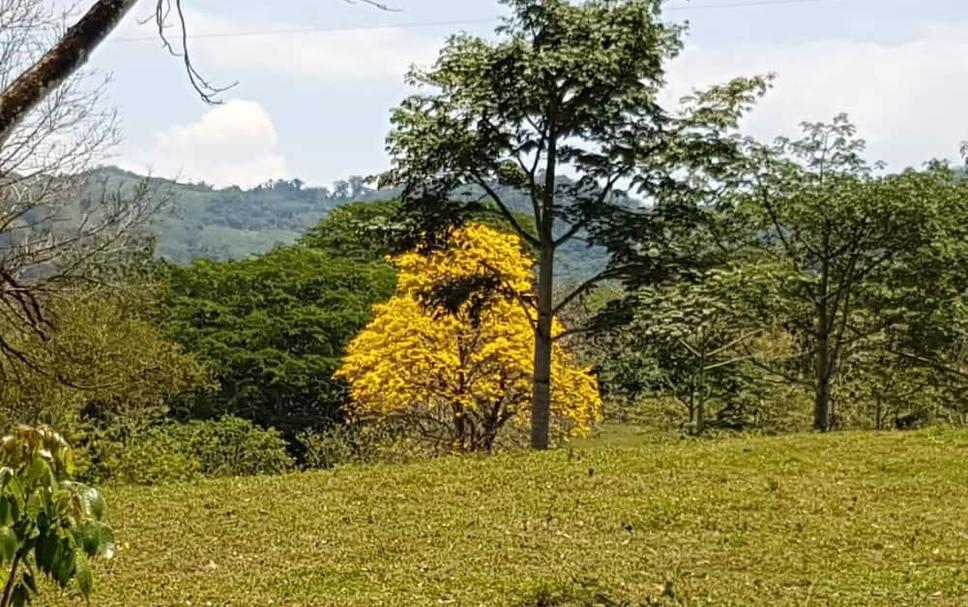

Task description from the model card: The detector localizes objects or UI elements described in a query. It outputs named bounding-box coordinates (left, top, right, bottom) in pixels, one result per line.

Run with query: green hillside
left=88, top=168, right=381, bottom=264
left=49, top=429, right=968, bottom=607
left=90, top=167, right=609, bottom=278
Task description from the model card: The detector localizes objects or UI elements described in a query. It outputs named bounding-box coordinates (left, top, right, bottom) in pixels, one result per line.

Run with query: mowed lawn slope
left=57, top=430, right=968, bottom=606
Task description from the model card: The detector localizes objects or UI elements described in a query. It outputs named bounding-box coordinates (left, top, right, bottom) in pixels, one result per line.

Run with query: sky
left=82, top=0, right=968, bottom=188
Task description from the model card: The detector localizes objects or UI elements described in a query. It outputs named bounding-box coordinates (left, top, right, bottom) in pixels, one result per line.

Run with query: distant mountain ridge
left=91, top=166, right=608, bottom=278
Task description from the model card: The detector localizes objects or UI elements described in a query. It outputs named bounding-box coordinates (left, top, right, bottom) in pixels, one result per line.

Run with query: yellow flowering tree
left=336, top=224, right=601, bottom=452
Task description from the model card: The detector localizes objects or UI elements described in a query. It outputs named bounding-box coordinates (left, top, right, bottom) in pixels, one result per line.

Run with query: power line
left=110, top=0, right=855, bottom=43
left=110, top=17, right=500, bottom=43
left=666, top=0, right=847, bottom=11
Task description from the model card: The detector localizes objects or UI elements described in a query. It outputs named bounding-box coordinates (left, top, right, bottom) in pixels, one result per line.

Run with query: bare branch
left=0, top=1, right=163, bottom=367
left=469, top=172, right=540, bottom=247
left=0, top=0, right=139, bottom=144
left=551, top=267, right=618, bottom=317
left=152, top=0, right=237, bottom=104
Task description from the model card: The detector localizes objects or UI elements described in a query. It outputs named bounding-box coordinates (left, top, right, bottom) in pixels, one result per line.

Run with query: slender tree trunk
left=687, top=388, right=696, bottom=430
left=0, top=0, right=139, bottom=144
left=531, top=242, right=555, bottom=450
left=695, top=397, right=706, bottom=436
left=695, top=352, right=707, bottom=436
left=694, top=390, right=706, bottom=437
left=812, top=220, right=835, bottom=432
left=814, top=332, right=833, bottom=432
left=453, top=406, right=466, bottom=451
left=875, top=393, right=883, bottom=431
left=529, top=105, right=560, bottom=451
left=1, top=555, right=21, bottom=607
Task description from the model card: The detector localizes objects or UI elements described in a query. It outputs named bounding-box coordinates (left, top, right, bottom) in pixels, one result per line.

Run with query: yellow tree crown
left=336, top=223, right=601, bottom=451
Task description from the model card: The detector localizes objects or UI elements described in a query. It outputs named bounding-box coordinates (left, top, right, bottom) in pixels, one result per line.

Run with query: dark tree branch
left=551, top=267, right=619, bottom=318
left=553, top=172, right=623, bottom=248
left=470, top=173, right=539, bottom=246
left=152, top=0, right=237, bottom=103
left=893, top=349, right=968, bottom=382
left=0, top=0, right=138, bottom=144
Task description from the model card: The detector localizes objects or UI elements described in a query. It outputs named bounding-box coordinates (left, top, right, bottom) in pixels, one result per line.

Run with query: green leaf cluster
left=0, top=427, right=113, bottom=606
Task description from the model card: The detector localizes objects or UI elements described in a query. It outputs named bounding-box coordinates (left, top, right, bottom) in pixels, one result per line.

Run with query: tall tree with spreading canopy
left=337, top=224, right=601, bottom=452
left=731, top=116, right=968, bottom=431
left=383, top=0, right=765, bottom=448
left=161, top=245, right=395, bottom=440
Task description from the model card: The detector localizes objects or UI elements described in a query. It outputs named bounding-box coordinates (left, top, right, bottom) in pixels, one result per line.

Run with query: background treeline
left=590, top=121, right=968, bottom=435
left=3, top=137, right=963, bottom=486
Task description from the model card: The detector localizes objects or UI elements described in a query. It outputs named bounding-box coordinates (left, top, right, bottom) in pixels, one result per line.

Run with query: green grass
left=54, top=428, right=968, bottom=606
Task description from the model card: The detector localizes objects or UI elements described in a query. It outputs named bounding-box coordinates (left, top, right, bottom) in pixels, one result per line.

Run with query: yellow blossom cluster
left=336, top=223, right=601, bottom=450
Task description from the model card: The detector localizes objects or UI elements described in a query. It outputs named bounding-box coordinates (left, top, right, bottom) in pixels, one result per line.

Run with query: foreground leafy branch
left=0, top=426, right=114, bottom=607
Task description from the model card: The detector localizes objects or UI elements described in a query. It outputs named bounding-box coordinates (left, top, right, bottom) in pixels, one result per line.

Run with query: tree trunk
left=874, top=393, right=883, bottom=431
left=0, top=555, right=21, bottom=607
left=687, top=390, right=696, bottom=430
left=0, top=0, right=139, bottom=144
left=814, top=334, right=833, bottom=431
left=695, top=353, right=707, bottom=436
left=695, top=395, right=706, bottom=436
left=530, top=243, right=554, bottom=450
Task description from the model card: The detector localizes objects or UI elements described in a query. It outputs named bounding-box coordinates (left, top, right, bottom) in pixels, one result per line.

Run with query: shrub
left=298, top=426, right=363, bottom=469
left=82, top=431, right=200, bottom=485
left=84, top=416, right=293, bottom=484
left=605, top=396, right=688, bottom=432
left=299, top=421, right=462, bottom=468
left=174, top=416, right=294, bottom=477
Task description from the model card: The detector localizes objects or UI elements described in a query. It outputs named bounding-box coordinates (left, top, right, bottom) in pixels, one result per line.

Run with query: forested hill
left=91, top=168, right=386, bottom=263
left=93, top=167, right=609, bottom=278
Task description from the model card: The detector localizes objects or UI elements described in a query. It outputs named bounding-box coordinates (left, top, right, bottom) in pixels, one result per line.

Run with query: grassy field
left=52, top=428, right=968, bottom=606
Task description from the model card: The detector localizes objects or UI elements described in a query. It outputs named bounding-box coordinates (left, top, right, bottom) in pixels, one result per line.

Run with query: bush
left=83, top=431, right=201, bottom=485
left=298, top=421, right=455, bottom=468
left=83, top=416, right=293, bottom=484
left=297, top=422, right=401, bottom=469
left=172, top=416, right=294, bottom=477
left=605, top=396, right=687, bottom=432
left=298, top=426, right=362, bottom=469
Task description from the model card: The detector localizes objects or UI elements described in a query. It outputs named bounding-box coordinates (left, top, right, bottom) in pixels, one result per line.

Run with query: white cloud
left=664, top=24, right=968, bottom=169
left=122, top=100, right=287, bottom=188
left=184, top=12, right=442, bottom=81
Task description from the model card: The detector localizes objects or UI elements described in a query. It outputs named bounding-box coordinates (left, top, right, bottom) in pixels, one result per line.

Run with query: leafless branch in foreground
left=0, top=0, right=400, bottom=143
left=0, top=0, right=164, bottom=365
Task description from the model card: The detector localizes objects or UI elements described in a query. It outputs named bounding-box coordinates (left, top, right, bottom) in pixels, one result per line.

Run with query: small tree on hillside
left=383, top=0, right=766, bottom=448
left=336, top=224, right=601, bottom=452
left=613, top=277, right=767, bottom=435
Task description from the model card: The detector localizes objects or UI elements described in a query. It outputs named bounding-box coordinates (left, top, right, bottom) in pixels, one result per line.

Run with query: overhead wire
left=109, top=0, right=857, bottom=43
